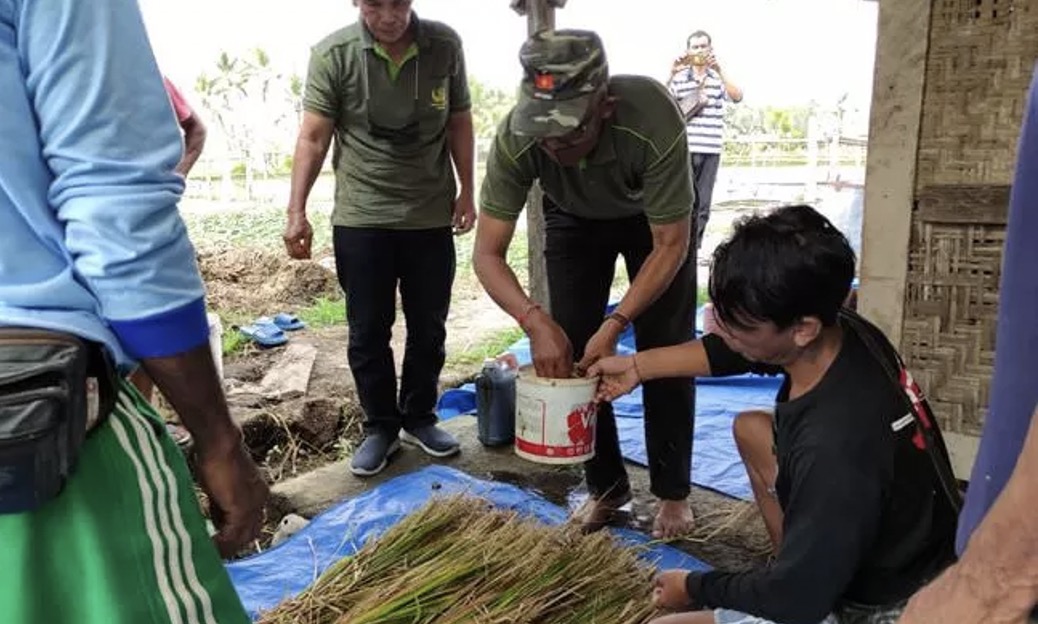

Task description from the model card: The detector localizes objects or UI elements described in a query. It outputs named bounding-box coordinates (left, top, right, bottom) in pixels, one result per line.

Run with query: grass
left=184, top=205, right=334, bottom=251
left=447, top=326, right=525, bottom=369
left=213, top=308, right=254, bottom=357
left=257, top=496, right=660, bottom=624
left=221, top=329, right=249, bottom=357
left=298, top=296, right=347, bottom=328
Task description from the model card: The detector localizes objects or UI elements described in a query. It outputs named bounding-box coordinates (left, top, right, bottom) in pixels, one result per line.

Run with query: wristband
left=517, top=302, right=541, bottom=330
left=605, top=311, right=631, bottom=331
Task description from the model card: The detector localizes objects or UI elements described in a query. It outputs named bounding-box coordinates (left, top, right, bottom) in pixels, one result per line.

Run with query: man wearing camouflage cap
left=473, top=29, right=698, bottom=537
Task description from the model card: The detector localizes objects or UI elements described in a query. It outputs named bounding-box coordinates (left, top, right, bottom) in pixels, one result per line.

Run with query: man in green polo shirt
left=473, top=29, right=698, bottom=538
left=283, top=0, right=475, bottom=476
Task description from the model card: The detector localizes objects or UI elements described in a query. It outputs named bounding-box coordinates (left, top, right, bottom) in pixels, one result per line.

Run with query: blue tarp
left=226, top=465, right=710, bottom=620
left=436, top=306, right=783, bottom=501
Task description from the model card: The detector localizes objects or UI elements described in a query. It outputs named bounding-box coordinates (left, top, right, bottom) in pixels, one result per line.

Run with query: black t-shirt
left=686, top=318, right=958, bottom=623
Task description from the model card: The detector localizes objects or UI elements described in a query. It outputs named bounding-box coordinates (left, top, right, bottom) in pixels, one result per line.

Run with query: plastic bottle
left=475, top=358, right=517, bottom=447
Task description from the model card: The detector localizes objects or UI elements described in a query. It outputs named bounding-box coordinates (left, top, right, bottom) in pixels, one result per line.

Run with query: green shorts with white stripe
left=0, top=380, right=249, bottom=624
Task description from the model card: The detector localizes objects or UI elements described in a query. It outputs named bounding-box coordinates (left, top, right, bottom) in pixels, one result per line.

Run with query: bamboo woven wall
left=916, top=0, right=1038, bottom=188
left=902, top=0, right=1038, bottom=435
left=902, top=187, right=1009, bottom=435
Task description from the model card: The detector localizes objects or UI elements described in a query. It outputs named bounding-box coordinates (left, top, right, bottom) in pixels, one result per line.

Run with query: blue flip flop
left=257, top=313, right=307, bottom=332
left=238, top=322, right=288, bottom=347
left=273, top=313, right=307, bottom=331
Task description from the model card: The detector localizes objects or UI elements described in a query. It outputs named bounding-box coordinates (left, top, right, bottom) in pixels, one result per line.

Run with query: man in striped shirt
left=668, top=31, right=743, bottom=249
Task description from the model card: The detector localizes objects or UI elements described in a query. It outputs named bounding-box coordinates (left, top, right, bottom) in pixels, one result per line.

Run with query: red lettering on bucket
left=566, top=403, right=596, bottom=445
left=515, top=439, right=595, bottom=457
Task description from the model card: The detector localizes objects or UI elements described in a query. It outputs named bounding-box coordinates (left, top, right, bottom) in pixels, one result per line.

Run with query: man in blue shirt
left=0, top=0, right=267, bottom=621
left=898, top=64, right=1038, bottom=624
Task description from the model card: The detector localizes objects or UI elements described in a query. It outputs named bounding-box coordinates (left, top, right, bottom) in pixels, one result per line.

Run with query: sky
left=140, top=0, right=879, bottom=111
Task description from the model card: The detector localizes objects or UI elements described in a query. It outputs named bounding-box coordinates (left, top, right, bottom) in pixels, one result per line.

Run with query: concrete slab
left=269, top=416, right=771, bottom=570
left=269, top=416, right=578, bottom=517
left=258, top=342, right=318, bottom=400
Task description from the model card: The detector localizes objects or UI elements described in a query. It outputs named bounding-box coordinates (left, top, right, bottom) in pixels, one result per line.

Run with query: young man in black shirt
left=589, top=205, right=958, bottom=624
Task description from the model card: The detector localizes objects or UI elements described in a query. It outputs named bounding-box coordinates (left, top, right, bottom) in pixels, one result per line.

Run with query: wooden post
left=828, top=131, right=840, bottom=184
left=526, top=0, right=556, bottom=30
left=512, top=0, right=557, bottom=313
left=806, top=117, right=819, bottom=202
left=858, top=0, right=932, bottom=347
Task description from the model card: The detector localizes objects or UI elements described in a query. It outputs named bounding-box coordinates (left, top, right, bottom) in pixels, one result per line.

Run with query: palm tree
left=195, top=51, right=260, bottom=197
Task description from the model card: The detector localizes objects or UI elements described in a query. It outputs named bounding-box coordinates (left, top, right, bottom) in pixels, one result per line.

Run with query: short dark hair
left=708, top=205, right=856, bottom=331
left=686, top=30, right=712, bottom=47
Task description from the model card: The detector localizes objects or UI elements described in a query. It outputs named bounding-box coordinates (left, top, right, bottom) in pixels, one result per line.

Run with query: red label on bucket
left=515, top=439, right=595, bottom=458
left=514, top=401, right=596, bottom=458
left=566, top=403, right=596, bottom=444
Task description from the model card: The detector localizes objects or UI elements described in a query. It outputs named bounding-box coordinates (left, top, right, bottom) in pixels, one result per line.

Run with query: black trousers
left=543, top=197, right=697, bottom=501
left=333, top=226, right=455, bottom=434
left=691, top=152, right=721, bottom=249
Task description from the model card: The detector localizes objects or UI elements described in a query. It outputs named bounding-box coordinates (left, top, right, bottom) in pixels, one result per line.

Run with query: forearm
left=719, top=71, right=743, bottom=102
left=448, top=111, right=475, bottom=200
left=176, top=119, right=207, bottom=176
left=955, top=406, right=1038, bottom=616
left=614, top=240, right=688, bottom=323
left=288, top=135, right=330, bottom=214
left=634, top=340, right=711, bottom=381
left=140, top=343, right=241, bottom=454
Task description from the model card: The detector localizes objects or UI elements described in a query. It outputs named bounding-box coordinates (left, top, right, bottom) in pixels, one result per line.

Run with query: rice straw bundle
left=258, top=496, right=661, bottom=623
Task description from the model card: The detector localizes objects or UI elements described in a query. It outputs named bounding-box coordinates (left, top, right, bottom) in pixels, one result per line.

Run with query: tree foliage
left=468, top=78, right=517, bottom=139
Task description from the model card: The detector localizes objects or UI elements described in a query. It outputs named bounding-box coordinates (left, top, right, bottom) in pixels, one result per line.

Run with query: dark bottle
left=475, top=358, right=516, bottom=447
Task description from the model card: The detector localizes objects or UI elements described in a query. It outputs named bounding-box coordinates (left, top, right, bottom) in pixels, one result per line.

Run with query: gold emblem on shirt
left=431, top=86, right=447, bottom=111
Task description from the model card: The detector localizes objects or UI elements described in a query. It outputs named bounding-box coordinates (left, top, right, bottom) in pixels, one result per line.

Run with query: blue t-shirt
left=956, top=64, right=1038, bottom=553
left=0, top=0, right=209, bottom=369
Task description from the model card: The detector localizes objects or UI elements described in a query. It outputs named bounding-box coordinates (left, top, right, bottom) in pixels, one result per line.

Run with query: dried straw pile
left=258, top=496, right=660, bottom=624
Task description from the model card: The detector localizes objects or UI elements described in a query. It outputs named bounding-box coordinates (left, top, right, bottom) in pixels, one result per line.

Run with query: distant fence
left=715, top=136, right=867, bottom=206
left=180, top=135, right=868, bottom=209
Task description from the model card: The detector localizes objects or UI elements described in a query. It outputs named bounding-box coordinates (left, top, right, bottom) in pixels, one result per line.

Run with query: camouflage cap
left=511, top=29, right=609, bottom=138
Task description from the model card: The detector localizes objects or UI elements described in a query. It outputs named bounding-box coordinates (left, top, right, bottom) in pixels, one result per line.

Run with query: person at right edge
left=0, top=0, right=267, bottom=622
left=590, top=206, right=958, bottom=624
left=473, top=30, right=698, bottom=538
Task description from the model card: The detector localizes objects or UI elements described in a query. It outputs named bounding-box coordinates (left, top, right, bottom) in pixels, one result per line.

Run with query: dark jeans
left=691, top=152, right=721, bottom=249
left=333, top=226, right=455, bottom=435
left=543, top=196, right=697, bottom=501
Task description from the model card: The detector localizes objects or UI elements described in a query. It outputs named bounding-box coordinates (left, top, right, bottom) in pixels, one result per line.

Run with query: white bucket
left=514, top=366, right=598, bottom=465
left=206, top=312, right=224, bottom=380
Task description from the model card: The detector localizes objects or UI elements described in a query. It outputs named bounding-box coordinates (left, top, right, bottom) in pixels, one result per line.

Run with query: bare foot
left=570, top=491, right=633, bottom=533
left=653, top=499, right=695, bottom=539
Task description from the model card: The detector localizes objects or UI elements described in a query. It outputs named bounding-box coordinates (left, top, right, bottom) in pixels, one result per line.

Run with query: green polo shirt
left=304, top=16, right=471, bottom=229
left=480, top=75, right=693, bottom=225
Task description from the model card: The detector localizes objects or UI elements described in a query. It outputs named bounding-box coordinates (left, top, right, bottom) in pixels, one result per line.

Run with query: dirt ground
left=198, top=248, right=340, bottom=316
left=195, top=249, right=510, bottom=473
left=192, top=204, right=773, bottom=568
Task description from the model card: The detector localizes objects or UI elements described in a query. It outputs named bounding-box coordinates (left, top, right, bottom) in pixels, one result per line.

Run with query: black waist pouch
left=0, top=328, right=115, bottom=515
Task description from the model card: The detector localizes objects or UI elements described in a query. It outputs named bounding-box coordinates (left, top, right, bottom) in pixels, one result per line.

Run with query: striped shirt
left=668, top=68, right=728, bottom=155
